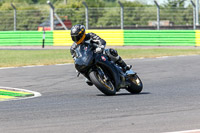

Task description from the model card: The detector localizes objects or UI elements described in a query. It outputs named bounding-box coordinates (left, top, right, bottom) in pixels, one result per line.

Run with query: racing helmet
left=71, top=24, right=86, bottom=44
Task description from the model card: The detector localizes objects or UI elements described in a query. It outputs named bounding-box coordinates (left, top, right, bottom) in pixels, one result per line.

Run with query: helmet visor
left=71, top=35, right=82, bottom=43
left=71, top=31, right=85, bottom=44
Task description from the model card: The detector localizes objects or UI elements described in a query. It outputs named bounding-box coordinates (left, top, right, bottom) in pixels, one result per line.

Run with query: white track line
left=165, top=129, right=200, bottom=133
left=0, top=63, right=73, bottom=70
left=0, top=86, right=42, bottom=102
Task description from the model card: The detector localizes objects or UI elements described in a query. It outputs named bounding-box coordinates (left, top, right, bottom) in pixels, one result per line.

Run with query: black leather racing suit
left=70, top=32, right=128, bottom=70
left=70, top=33, right=105, bottom=59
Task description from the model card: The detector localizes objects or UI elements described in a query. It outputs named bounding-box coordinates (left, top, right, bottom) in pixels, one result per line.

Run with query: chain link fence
left=0, top=6, right=197, bottom=31
left=0, top=9, right=49, bottom=31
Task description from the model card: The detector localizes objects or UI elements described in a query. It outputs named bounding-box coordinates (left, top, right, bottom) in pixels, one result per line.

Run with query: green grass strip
left=0, top=89, right=34, bottom=97
left=0, top=49, right=200, bottom=68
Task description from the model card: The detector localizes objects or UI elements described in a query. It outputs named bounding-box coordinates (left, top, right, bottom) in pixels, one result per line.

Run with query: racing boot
left=116, top=57, right=132, bottom=72
left=85, top=78, right=93, bottom=86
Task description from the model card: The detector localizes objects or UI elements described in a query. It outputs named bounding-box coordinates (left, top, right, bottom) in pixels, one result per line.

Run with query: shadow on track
left=96, top=92, right=151, bottom=96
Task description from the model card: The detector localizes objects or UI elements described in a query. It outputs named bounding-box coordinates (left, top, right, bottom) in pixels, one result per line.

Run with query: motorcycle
left=73, top=41, right=143, bottom=95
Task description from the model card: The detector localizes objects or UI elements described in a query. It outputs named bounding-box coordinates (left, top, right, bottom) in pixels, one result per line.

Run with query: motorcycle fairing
left=94, top=54, right=121, bottom=91
left=74, top=44, right=94, bottom=73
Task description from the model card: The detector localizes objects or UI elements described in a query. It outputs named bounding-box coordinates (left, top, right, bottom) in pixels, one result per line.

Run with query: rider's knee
left=105, top=48, right=120, bottom=62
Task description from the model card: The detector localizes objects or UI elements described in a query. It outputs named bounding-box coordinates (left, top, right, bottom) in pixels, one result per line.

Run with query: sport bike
left=74, top=41, right=143, bottom=95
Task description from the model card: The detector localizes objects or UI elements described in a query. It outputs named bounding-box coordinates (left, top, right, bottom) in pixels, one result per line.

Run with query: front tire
left=89, top=70, right=116, bottom=96
left=126, top=74, right=143, bottom=94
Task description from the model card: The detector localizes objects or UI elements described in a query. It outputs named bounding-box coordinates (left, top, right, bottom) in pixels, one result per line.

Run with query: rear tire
left=89, top=71, right=116, bottom=96
left=126, top=74, right=143, bottom=94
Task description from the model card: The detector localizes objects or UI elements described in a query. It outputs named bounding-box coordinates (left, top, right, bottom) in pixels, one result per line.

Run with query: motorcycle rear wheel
left=126, top=74, right=143, bottom=94
left=89, top=71, right=116, bottom=96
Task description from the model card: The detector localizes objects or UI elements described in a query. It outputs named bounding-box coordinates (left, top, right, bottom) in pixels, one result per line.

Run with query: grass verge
left=0, top=49, right=200, bottom=67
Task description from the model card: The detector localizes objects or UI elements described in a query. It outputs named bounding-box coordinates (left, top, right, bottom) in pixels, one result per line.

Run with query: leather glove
left=92, top=40, right=101, bottom=45
left=95, top=45, right=105, bottom=53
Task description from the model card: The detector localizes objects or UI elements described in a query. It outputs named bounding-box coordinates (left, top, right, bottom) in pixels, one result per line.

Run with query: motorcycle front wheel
left=126, top=74, right=143, bottom=94
left=89, top=70, right=116, bottom=96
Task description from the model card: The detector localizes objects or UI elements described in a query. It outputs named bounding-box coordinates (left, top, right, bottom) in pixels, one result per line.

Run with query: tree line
left=0, top=0, right=194, bottom=30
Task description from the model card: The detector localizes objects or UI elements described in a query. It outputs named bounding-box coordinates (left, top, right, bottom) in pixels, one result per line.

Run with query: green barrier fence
left=124, top=30, right=196, bottom=46
left=0, top=31, right=53, bottom=46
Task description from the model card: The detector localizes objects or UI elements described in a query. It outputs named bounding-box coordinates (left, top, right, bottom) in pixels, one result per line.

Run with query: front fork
left=96, top=66, right=109, bottom=82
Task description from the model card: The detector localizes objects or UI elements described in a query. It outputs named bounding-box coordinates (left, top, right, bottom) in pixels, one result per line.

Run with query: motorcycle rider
left=70, top=24, right=131, bottom=86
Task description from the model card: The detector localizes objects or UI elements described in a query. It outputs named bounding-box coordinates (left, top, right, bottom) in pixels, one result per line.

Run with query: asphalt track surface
left=0, top=55, right=200, bottom=133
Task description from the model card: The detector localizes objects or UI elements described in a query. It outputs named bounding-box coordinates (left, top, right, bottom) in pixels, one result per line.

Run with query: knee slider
left=105, top=48, right=119, bottom=62
left=110, top=48, right=118, bottom=57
